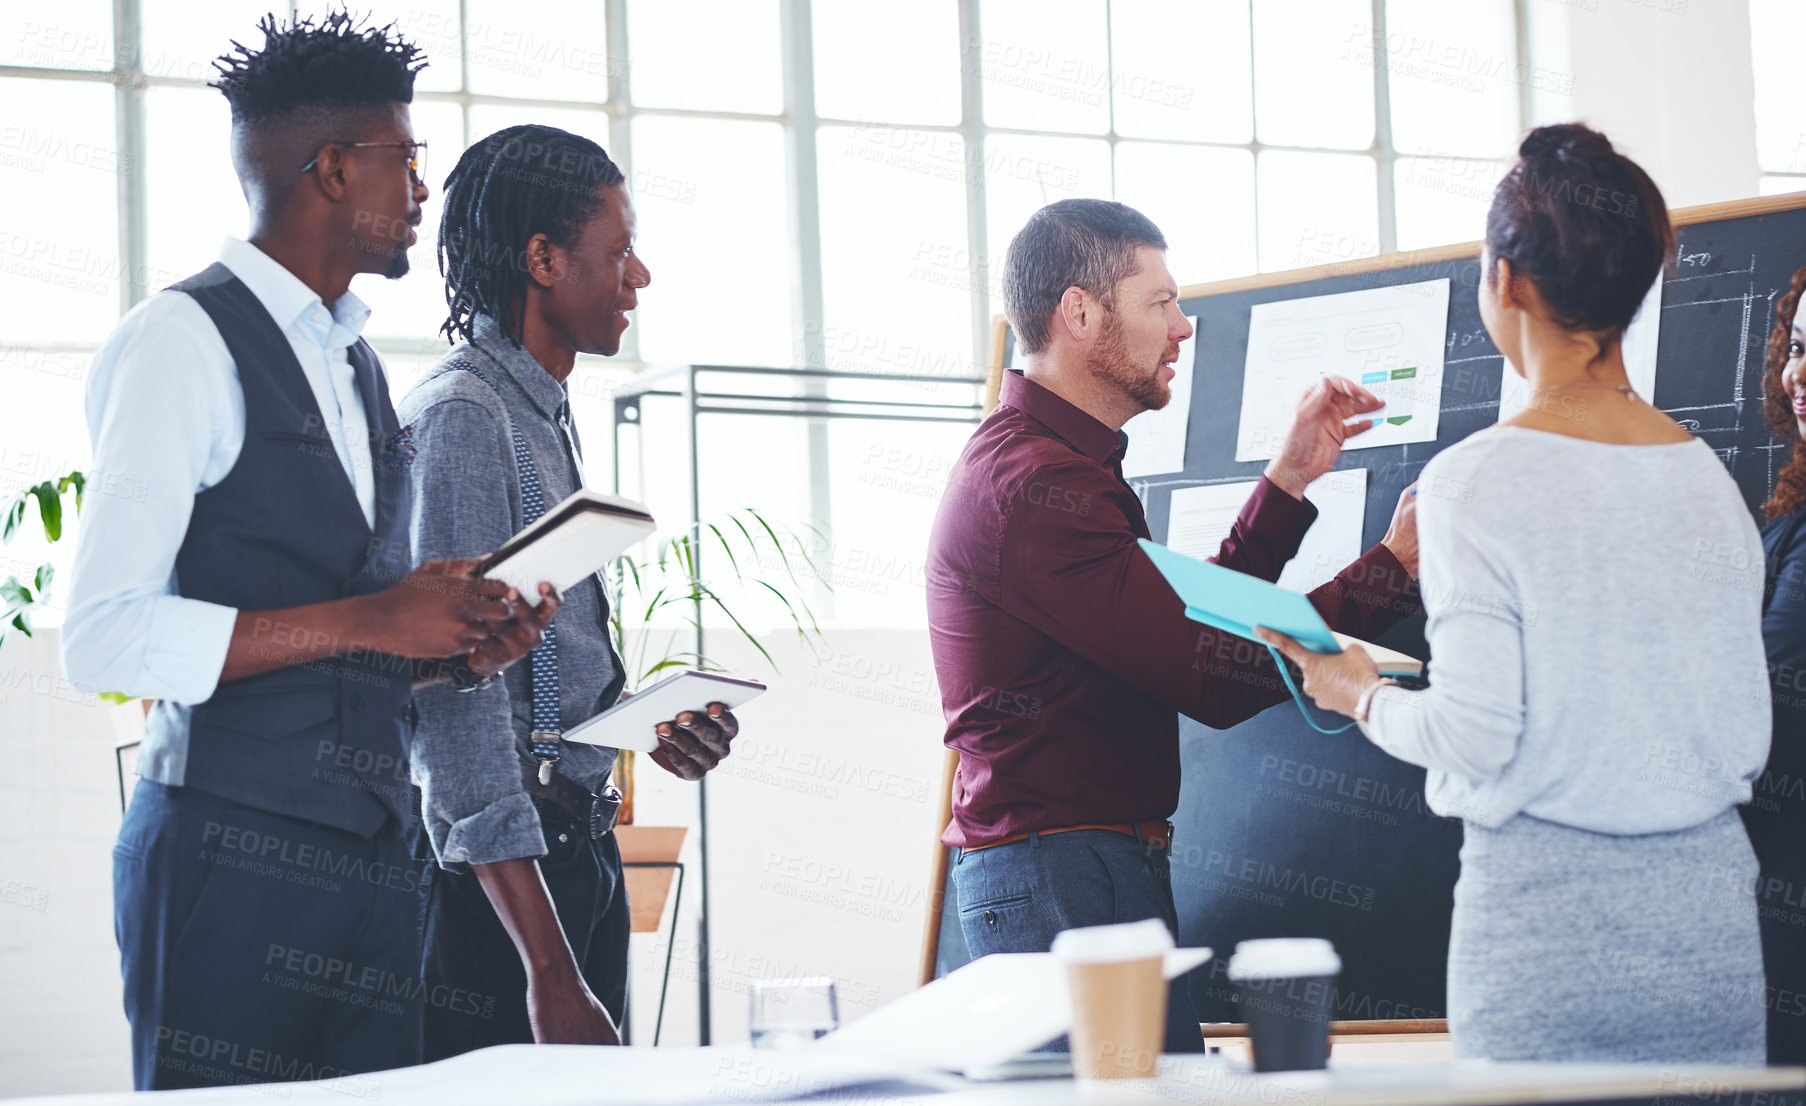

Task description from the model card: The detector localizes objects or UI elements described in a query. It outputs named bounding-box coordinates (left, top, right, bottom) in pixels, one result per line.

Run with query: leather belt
left=962, top=820, right=1174, bottom=856
left=521, top=763, right=622, bottom=841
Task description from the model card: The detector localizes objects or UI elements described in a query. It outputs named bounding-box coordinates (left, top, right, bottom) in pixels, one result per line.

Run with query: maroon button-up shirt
left=927, top=371, right=1420, bottom=847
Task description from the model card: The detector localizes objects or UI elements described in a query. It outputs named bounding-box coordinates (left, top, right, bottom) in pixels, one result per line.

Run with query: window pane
left=144, top=86, right=247, bottom=290
left=816, top=126, right=973, bottom=381
left=826, top=418, right=978, bottom=627
left=141, top=0, right=283, bottom=82
left=982, top=134, right=1112, bottom=301
left=292, top=0, right=465, bottom=93
left=1393, top=157, right=1506, bottom=251
left=352, top=100, right=465, bottom=347
left=1115, top=143, right=1257, bottom=285
left=628, top=0, right=781, bottom=114
left=1256, top=150, right=1378, bottom=271
left=1384, top=0, right=1519, bottom=159
left=1252, top=0, right=1373, bottom=150
left=1110, top=0, right=1251, bottom=144
left=1752, top=0, right=1806, bottom=173
left=2, top=2, right=112, bottom=70
left=464, top=0, right=612, bottom=101
left=0, top=79, right=118, bottom=344
left=979, top=0, right=1111, bottom=135
left=469, top=103, right=609, bottom=148
left=813, top=0, right=961, bottom=125
left=631, top=117, right=793, bottom=367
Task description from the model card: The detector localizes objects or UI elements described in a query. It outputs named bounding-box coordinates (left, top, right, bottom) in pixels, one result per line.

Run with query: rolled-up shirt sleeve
left=61, top=295, right=239, bottom=703
left=406, top=396, right=546, bottom=868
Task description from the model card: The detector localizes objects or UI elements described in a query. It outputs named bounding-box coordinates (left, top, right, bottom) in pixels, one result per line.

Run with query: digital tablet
left=562, top=670, right=767, bottom=752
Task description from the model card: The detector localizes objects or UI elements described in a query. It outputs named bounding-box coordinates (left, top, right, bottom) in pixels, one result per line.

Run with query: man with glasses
left=63, top=14, right=553, bottom=1090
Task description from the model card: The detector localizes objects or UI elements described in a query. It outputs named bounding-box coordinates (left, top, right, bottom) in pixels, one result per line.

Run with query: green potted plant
left=608, top=508, right=827, bottom=823
left=1, top=471, right=83, bottom=644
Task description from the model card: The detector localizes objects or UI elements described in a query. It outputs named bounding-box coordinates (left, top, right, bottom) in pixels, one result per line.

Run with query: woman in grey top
left=1264, top=125, right=1770, bottom=1063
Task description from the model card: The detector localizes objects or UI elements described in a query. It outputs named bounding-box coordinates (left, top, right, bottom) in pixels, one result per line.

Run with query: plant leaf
left=706, top=521, right=743, bottom=579
left=59, top=471, right=85, bottom=514
left=3, top=496, right=26, bottom=543
left=32, top=482, right=62, bottom=543
left=34, top=562, right=53, bottom=593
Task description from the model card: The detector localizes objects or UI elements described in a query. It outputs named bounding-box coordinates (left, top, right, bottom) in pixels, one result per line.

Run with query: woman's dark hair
left=1484, top=123, right=1674, bottom=357
left=438, top=124, right=626, bottom=345
left=1761, top=264, right=1806, bottom=519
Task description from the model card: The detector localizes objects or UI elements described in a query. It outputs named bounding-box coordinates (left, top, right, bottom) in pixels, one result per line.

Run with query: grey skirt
left=1449, top=807, right=1767, bottom=1063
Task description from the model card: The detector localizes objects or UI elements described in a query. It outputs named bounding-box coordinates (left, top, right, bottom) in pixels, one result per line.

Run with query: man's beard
left=1089, top=309, right=1171, bottom=412
left=383, top=241, right=411, bottom=280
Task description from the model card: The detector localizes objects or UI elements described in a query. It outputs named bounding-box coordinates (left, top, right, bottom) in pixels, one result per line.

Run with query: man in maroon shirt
left=927, top=199, right=1421, bottom=1052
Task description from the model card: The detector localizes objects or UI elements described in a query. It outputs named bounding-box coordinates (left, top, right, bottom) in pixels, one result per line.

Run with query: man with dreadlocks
left=62, top=14, right=557, bottom=1090
left=399, top=124, right=737, bottom=1054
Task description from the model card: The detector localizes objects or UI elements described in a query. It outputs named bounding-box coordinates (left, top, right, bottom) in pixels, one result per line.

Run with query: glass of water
left=749, top=977, right=840, bottom=1048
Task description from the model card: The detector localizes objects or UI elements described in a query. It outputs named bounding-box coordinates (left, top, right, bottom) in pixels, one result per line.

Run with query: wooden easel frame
left=916, top=190, right=1806, bottom=1018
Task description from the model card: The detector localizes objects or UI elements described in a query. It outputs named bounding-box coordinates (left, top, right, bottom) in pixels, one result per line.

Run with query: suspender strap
left=453, top=357, right=563, bottom=782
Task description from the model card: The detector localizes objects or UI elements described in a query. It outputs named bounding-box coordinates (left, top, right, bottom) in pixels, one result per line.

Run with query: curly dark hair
left=210, top=10, right=425, bottom=124
left=1761, top=264, right=1806, bottom=520
left=437, top=125, right=625, bottom=345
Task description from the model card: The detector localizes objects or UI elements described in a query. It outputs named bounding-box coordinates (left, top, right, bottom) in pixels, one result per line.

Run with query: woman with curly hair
left=1753, top=265, right=1806, bottom=1065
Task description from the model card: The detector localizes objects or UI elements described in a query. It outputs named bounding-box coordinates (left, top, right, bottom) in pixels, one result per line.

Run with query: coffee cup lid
left=1050, top=918, right=1174, bottom=964
left=1226, top=938, right=1341, bottom=980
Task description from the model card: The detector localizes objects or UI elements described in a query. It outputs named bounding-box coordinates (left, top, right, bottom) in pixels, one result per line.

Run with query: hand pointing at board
left=1263, top=376, right=1383, bottom=500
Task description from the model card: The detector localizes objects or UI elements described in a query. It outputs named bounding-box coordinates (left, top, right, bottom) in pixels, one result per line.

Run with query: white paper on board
left=1236, top=279, right=1452, bottom=462
left=1121, top=315, right=1200, bottom=479
left=1496, top=276, right=1662, bottom=420
left=1166, top=468, right=1369, bottom=594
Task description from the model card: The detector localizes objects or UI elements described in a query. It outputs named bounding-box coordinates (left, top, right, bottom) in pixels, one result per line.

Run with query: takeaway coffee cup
left=1226, top=938, right=1341, bottom=1073
left=1051, top=919, right=1173, bottom=1079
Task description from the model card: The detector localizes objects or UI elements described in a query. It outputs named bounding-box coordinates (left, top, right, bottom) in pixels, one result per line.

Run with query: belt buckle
left=590, top=785, right=623, bottom=840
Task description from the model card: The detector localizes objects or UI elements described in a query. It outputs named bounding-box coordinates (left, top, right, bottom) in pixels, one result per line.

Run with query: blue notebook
left=1138, top=538, right=1423, bottom=677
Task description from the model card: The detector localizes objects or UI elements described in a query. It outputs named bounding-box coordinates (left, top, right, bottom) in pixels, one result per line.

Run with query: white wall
left=1526, top=0, right=1759, bottom=207
left=0, top=628, right=135, bottom=1096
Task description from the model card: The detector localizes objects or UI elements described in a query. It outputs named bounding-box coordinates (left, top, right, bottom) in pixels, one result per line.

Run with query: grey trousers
left=1449, top=808, right=1766, bottom=1062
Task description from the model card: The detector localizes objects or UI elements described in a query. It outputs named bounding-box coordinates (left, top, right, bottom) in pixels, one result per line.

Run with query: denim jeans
left=953, top=828, right=1204, bottom=1053
left=415, top=795, right=629, bottom=1059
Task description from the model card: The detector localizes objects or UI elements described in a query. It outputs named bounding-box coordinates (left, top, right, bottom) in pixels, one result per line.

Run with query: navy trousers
left=113, top=780, right=423, bottom=1091
left=415, top=796, right=630, bottom=1059
left=953, top=827, right=1205, bottom=1054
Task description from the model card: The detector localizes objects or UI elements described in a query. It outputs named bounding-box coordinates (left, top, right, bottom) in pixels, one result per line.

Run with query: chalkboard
left=923, top=191, right=1806, bottom=1026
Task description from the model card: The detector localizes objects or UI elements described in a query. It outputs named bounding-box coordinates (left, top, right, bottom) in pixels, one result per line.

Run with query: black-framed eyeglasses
left=299, top=141, right=428, bottom=185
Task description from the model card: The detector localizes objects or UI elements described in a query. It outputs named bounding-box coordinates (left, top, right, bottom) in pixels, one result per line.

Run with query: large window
left=1752, top=0, right=1806, bottom=196
left=2, top=0, right=1527, bottom=630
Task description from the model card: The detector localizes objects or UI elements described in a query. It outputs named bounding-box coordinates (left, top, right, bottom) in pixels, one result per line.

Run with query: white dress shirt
left=62, top=237, right=379, bottom=705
